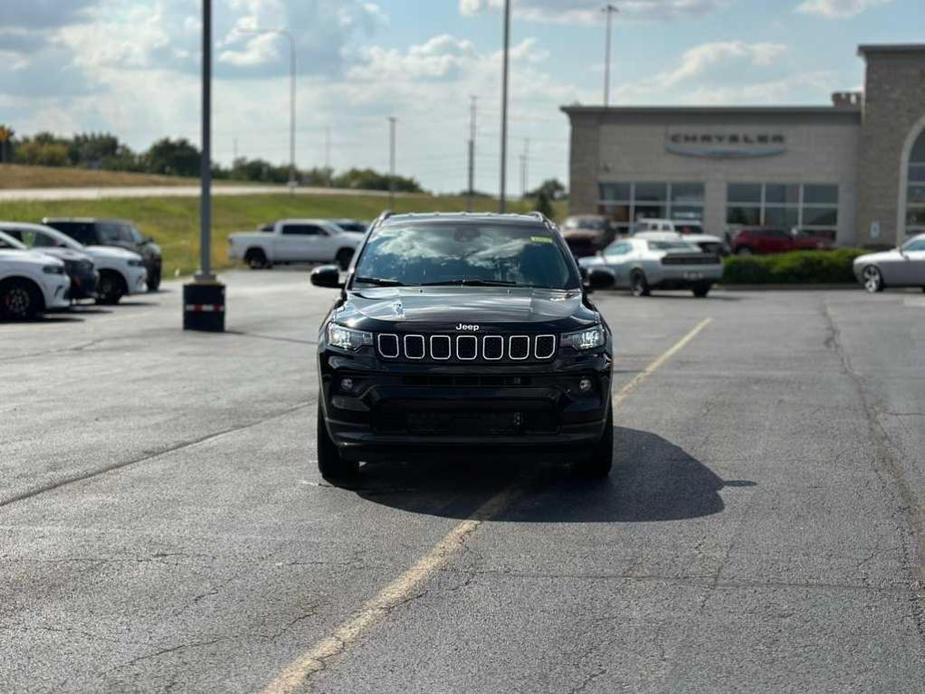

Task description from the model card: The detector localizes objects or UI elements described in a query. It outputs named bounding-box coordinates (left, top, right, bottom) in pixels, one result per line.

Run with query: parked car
left=631, top=219, right=728, bottom=255
left=730, top=226, right=833, bottom=255
left=3, top=223, right=147, bottom=304
left=853, top=234, right=925, bottom=293
left=561, top=215, right=616, bottom=258
left=580, top=236, right=723, bottom=297
left=0, top=244, right=70, bottom=320
left=0, top=227, right=98, bottom=301
left=229, top=219, right=361, bottom=270
left=42, top=218, right=163, bottom=291
left=308, top=211, right=615, bottom=481
left=331, top=219, right=369, bottom=234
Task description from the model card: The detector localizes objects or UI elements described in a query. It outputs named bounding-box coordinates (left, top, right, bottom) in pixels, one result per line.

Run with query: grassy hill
left=0, top=192, right=564, bottom=277
left=0, top=164, right=208, bottom=189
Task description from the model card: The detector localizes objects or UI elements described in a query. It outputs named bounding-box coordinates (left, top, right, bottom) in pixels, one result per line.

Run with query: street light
left=602, top=4, right=619, bottom=107
left=499, top=0, right=511, bottom=213
left=240, top=27, right=297, bottom=188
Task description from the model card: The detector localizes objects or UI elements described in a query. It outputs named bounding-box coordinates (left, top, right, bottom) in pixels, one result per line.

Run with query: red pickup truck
left=730, top=227, right=833, bottom=255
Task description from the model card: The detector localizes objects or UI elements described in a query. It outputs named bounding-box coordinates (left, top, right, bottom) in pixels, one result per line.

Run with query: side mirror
left=585, top=268, right=614, bottom=291
left=310, top=265, right=343, bottom=289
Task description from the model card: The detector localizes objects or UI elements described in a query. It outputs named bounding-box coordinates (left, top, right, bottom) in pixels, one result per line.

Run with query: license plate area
left=374, top=401, right=557, bottom=436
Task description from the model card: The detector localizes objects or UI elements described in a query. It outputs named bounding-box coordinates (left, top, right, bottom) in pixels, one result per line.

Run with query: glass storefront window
left=803, top=184, right=838, bottom=205
left=907, top=208, right=925, bottom=226
left=727, top=207, right=761, bottom=225
left=670, top=183, right=704, bottom=204
left=802, top=207, right=838, bottom=226
left=728, top=184, right=762, bottom=203
left=599, top=183, right=631, bottom=202
left=634, top=183, right=668, bottom=202
left=765, top=207, right=800, bottom=228
left=765, top=184, right=800, bottom=205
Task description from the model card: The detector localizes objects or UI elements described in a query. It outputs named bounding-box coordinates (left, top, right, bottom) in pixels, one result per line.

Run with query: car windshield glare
left=353, top=222, right=579, bottom=290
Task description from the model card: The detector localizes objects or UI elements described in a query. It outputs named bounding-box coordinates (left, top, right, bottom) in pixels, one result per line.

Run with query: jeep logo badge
left=456, top=323, right=480, bottom=331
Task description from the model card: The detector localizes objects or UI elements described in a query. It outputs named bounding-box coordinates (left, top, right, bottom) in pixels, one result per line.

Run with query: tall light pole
left=467, top=96, right=477, bottom=211
left=499, top=0, right=511, bottom=213
left=602, top=4, right=618, bottom=107
left=240, top=28, right=297, bottom=188
left=388, top=116, right=397, bottom=209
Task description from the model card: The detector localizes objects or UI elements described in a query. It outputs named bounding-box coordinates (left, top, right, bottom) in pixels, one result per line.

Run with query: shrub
left=722, top=248, right=867, bottom=284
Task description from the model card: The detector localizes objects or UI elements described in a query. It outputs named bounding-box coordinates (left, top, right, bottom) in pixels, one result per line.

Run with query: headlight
left=43, top=265, right=65, bottom=275
left=127, top=259, right=145, bottom=267
left=561, top=324, right=605, bottom=351
left=327, top=323, right=373, bottom=351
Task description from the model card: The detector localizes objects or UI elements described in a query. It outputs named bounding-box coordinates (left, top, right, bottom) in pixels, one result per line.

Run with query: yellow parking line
left=262, top=317, right=713, bottom=693
left=613, top=318, right=712, bottom=408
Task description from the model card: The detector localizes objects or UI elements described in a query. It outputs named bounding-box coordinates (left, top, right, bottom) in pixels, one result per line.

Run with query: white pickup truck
left=229, top=219, right=361, bottom=270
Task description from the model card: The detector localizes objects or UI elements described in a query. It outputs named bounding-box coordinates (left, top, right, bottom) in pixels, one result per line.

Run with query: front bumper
left=125, top=267, right=149, bottom=295
left=69, top=270, right=99, bottom=300
left=320, top=351, right=612, bottom=462
left=43, top=276, right=71, bottom=310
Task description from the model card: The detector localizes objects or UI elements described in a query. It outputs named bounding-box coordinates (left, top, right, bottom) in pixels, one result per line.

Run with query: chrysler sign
left=665, top=130, right=786, bottom=159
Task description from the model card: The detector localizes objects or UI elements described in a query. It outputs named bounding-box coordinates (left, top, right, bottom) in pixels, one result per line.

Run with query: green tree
left=143, top=138, right=201, bottom=177
left=528, top=178, right=567, bottom=201
left=14, top=140, right=70, bottom=167
left=534, top=189, right=555, bottom=220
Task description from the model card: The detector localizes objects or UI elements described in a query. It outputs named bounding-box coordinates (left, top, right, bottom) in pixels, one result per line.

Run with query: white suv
left=631, top=218, right=727, bottom=255
left=1, top=222, right=147, bottom=305
left=0, top=246, right=70, bottom=320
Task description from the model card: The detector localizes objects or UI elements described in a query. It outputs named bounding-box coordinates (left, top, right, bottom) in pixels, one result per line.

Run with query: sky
left=0, top=0, right=921, bottom=194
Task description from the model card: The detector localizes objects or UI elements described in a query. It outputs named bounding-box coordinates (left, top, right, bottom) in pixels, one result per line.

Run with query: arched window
left=907, top=130, right=925, bottom=237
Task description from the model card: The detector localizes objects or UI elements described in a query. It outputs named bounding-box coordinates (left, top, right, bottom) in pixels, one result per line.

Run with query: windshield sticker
left=530, top=236, right=554, bottom=244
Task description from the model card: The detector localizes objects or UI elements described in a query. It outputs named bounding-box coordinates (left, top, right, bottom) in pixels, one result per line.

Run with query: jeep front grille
left=377, top=333, right=557, bottom=363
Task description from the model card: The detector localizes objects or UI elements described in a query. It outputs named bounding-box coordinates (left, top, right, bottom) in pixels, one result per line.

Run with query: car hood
left=854, top=249, right=901, bottom=264
left=682, top=234, right=723, bottom=244
left=32, top=248, right=92, bottom=263
left=334, top=286, right=598, bottom=333
left=85, top=246, right=142, bottom=262
left=0, top=249, right=63, bottom=268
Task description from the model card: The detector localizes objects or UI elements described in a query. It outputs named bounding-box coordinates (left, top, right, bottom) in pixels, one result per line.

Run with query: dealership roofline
left=560, top=105, right=860, bottom=115
left=858, top=43, right=925, bottom=56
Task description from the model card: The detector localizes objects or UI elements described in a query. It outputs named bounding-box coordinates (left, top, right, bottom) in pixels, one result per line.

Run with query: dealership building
left=563, top=44, right=925, bottom=247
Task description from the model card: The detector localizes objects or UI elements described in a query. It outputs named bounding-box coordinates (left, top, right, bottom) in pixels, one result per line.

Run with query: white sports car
left=853, top=234, right=925, bottom=293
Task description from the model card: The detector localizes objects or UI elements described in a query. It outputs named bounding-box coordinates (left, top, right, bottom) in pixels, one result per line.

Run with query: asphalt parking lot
left=2, top=272, right=924, bottom=693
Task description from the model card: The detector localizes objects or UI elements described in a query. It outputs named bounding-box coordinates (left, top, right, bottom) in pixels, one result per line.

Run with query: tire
left=0, top=279, right=42, bottom=320
left=317, top=405, right=359, bottom=482
left=629, top=270, right=650, bottom=297
left=147, top=269, right=161, bottom=292
left=576, top=403, right=613, bottom=479
left=96, top=270, right=126, bottom=305
left=735, top=247, right=753, bottom=256
left=245, top=248, right=269, bottom=270
left=336, top=248, right=354, bottom=271
left=862, top=265, right=884, bottom=293
left=692, top=282, right=712, bottom=298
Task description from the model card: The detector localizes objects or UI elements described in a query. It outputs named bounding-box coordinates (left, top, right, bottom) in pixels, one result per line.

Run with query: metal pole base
left=183, top=281, right=225, bottom=332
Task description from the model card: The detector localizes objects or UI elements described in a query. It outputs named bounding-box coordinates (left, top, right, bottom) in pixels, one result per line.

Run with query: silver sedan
left=853, top=234, right=925, bottom=293
left=580, top=238, right=723, bottom=297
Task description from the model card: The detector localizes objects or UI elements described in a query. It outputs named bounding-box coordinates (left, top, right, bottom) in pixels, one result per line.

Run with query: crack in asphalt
left=0, top=401, right=311, bottom=511
left=821, top=298, right=925, bottom=647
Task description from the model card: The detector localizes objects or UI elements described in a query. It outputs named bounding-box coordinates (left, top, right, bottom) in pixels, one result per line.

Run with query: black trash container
left=183, top=281, right=225, bottom=332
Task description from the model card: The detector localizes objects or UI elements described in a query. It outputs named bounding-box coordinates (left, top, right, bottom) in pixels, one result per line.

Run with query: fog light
left=340, top=377, right=354, bottom=392
left=578, top=377, right=593, bottom=393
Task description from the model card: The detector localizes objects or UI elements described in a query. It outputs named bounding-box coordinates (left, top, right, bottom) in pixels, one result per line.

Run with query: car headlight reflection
left=42, top=265, right=65, bottom=275
left=327, top=323, right=373, bottom=352
left=561, top=324, right=605, bottom=351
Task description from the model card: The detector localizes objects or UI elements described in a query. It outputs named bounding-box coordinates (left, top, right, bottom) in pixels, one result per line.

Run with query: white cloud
left=794, top=0, right=892, bottom=19
left=460, top=0, right=731, bottom=23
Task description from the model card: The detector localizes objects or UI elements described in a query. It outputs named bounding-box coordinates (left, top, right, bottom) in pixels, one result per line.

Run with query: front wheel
left=317, top=406, right=359, bottom=482
left=245, top=249, right=269, bottom=270
left=576, top=404, right=613, bottom=478
left=630, top=270, right=650, bottom=297
left=0, top=279, right=41, bottom=320
left=692, top=282, right=712, bottom=298
left=96, top=271, right=125, bottom=305
left=862, top=265, right=884, bottom=293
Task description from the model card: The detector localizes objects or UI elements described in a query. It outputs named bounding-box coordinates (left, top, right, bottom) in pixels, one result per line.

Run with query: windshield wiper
left=421, top=279, right=517, bottom=287
left=354, top=276, right=405, bottom=287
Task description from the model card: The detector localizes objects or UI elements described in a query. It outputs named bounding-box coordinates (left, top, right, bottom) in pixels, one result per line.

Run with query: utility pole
left=233, top=136, right=238, bottom=161
left=520, top=138, right=530, bottom=198
left=602, top=4, right=619, bottom=107
left=388, top=116, right=397, bottom=209
left=467, top=96, right=477, bottom=211
left=499, top=0, right=511, bottom=213
left=184, top=0, right=225, bottom=333
left=324, top=126, right=331, bottom=184
left=240, top=28, right=296, bottom=189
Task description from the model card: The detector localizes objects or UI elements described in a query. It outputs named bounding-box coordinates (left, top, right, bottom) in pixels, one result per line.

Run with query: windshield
left=352, top=222, right=579, bottom=290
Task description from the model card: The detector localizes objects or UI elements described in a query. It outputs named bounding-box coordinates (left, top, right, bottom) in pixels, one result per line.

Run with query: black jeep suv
left=310, top=212, right=615, bottom=481
left=42, top=218, right=163, bottom=291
